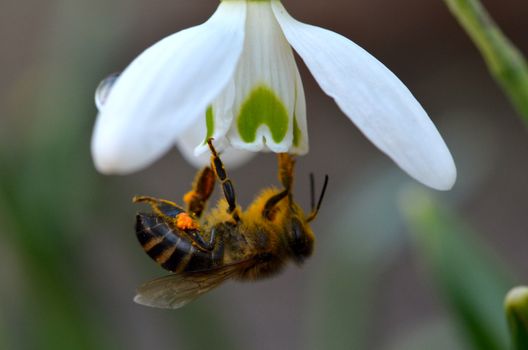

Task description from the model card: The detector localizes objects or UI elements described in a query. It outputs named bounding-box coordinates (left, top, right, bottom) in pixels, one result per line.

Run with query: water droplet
left=95, top=72, right=120, bottom=110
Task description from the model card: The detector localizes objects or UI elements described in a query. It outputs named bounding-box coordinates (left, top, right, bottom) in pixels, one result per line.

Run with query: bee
left=133, top=139, right=328, bottom=309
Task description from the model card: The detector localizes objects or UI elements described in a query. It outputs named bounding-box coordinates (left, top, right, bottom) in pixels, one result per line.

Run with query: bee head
left=288, top=216, right=315, bottom=263
left=288, top=174, right=329, bottom=263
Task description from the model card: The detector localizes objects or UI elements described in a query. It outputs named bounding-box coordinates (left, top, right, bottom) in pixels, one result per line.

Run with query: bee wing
left=133, top=264, right=243, bottom=309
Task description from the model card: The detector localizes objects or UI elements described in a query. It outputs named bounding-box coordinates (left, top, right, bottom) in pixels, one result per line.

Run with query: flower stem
left=444, top=0, right=528, bottom=126
left=505, top=287, right=528, bottom=350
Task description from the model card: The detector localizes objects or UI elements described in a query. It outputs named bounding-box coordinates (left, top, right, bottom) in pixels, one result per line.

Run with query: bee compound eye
left=292, top=219, right=303, bottom=241
left=289, top=219, right=312, bottom=261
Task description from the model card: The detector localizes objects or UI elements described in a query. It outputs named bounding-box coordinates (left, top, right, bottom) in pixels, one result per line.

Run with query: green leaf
left=444, top=0, right=528, bottom=126
left=400, top=186, right=512, bottom=350
left=505, top=286, right=528, bottom=350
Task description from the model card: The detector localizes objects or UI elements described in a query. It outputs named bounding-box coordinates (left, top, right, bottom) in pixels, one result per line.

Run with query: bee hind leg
left=183, top=167, right=216, bottom=218
left=207, top=139, right=240, bottom=222
left=133, top=196, right=186, bottom=218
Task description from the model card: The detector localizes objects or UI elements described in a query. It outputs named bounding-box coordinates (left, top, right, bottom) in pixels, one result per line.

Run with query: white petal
left=227, top=1, right=301, bottom=154
left=91, top=1, right=246, bottom=174
left=175, top=120, right=256, bottom=169
left=272, top=3, right=456, bottom=190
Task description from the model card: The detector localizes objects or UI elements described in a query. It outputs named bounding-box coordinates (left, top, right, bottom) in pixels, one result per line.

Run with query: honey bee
left=133, top=139, right=328, bottom=309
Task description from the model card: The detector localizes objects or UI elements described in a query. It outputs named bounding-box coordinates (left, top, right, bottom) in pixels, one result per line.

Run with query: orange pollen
left=176, top=213, right=199, bottom=230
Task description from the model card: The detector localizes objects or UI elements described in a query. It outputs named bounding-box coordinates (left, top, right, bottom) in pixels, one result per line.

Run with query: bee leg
left=202, top=227, right=217, bottom=251
left=277, top=153, right=295, bottom=192
left=186, top=227, right=217, bottom=252
left=207, top=139, right=240, bottom=222
left=133, top=196, right=186, bottom=218
left=183, top=167, right=216, bottom=218
left=263, top=189, right=289, bottom=220
left=262, top=153, right=295, bottom=220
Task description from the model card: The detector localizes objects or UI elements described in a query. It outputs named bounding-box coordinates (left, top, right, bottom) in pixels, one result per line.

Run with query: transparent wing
left=133, top=264, right=243, bottom=309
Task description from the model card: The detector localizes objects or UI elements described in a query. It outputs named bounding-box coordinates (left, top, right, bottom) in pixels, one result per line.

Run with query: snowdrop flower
left=92, top=0, right=456, bottom=190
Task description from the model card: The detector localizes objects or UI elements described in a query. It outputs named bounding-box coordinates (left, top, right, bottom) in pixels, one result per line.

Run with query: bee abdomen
left=135, top=214, right=223, bottom=273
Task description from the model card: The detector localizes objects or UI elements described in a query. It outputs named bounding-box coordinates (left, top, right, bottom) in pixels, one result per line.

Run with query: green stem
left=505, top=287, right=528, bottom=350
left=444, top=0, right=528, bottom=125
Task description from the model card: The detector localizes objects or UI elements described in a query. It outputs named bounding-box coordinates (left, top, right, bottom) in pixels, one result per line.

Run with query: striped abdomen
left=135, top=213, right=224, bottom=273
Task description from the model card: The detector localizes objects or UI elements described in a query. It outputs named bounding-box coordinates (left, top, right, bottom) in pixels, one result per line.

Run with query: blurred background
left=1, top=0, right=527, bottom=349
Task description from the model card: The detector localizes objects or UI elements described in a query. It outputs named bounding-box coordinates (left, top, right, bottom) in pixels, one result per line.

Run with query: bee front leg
left=262, top=153, right=296, bottom=220
left=263, top=190, right=288, bottom=220
left=207, top=139, right=240, bottom=223
left=278, top=153, right=295, bottom=192
left=183, top=167, right=216, bottom=218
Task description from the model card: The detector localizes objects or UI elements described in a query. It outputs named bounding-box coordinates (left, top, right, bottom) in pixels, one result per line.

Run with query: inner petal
left=237, top=85, right=289, bottom=144
left=227, top=1, right=305, bottom=153
left=193, top=79, right=236, bottom=155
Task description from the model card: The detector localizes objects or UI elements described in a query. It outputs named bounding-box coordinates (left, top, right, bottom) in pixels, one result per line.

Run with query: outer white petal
left=272, top=2, right=456, bottom=190
left=91, top=1, right=246, bottom=174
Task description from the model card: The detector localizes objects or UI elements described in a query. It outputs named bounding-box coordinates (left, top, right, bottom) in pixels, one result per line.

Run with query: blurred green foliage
left=0, top=1, right=130, bottom=348
left=0, top=30, right=112, bottom=350
left=505, top=286, right=528, bottom=350
left=401, top=187, right=513, bottom=350
left=444, top=0, right=528, bottom=125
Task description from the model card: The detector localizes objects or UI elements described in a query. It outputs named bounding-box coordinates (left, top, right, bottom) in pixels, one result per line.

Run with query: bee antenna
left=309, top=173, right=315, bottom=212
left=306, top=174, right=329, bottom=223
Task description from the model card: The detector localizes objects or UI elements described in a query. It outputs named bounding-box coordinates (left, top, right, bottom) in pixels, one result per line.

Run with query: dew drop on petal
left=95, top=72, right=120, bottom=110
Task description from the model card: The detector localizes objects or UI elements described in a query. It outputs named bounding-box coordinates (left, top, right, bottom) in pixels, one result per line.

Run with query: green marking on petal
left=237, top=85, right=289, bottom=144
left=292, top=114, right=301, bottom=147
left=292, top=77, right=302, bottom=148
left=204, top=105, right=214, bottom=143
